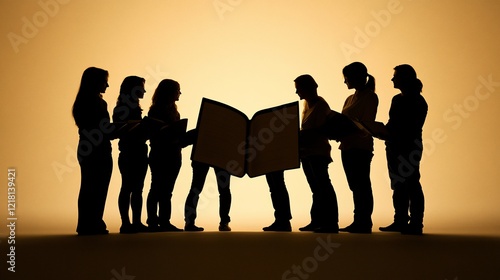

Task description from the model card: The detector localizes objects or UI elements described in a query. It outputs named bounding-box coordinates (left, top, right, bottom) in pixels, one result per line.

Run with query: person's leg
left=301, top=156, right=338, bottom=232
left=404, top=146, right=424, bottom=234
left=77, top=145, right=111, bottom=235
left=118, top=153, right=133, bottom=231
left=130, top=151, right=149, bottom=230
left=392, top=185, right=410, bottom=225
left=341, top=149, right=373, bottom=231
left=263, top=171, right=292, bottom=231
left=380, top=145, right=410, bottom=232
left=266, top=171, right=292, bottom=222
left=407, top=180, right=424, bottom=230
left=214, top=167, right=231, bottom=225
left=184, top=161, right=210, bottom=230
left=309, top=157, right=338, bottom=232
left=300, top=158, right=322, bottom=230
left=95, top=152, right=112, bottom=232
left=146, top=152, right=163, bottom=228
left=77, top=154, right=95, bottom=233
left=158, top=156, right=182, bottom=230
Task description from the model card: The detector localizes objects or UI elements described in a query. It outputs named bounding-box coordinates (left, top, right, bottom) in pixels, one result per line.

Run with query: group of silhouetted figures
left=72, top=62, right=427, bottom=236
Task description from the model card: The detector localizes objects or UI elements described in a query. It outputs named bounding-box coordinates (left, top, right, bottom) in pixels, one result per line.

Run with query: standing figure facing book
left=112, top=76, right=149, bottom=234
left=294, top=74, right=339, bottom=233
left=146, top=79, right=184, bottom=232
left=72, top=67, right=113, bottom=235
left=379, top=65, right=428, bottom=235
left=339, top=62, right=379, bottom=234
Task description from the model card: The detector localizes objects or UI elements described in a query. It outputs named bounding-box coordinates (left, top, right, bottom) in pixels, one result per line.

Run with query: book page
left=191, top=99, right=248, bottom=177
left=354, top=120, right=387, bottom=139
left=247, top=102, right=300, bottom=177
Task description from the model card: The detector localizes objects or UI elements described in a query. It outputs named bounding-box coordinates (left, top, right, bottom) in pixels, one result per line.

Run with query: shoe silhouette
left=263, top=220, right=292, bottom=232
left=219, top=223, right=231, bottom=231
left=184, top=223, right=204, bottom=232
left=379, top=222, right=405, bottom=232
left=299, top=223, right=318, bottom=232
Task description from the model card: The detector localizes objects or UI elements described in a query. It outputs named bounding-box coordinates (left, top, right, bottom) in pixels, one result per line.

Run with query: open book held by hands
left=191, top=98, right=300, bottom=178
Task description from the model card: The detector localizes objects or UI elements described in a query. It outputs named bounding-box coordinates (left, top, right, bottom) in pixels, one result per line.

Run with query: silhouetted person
left=72, top=67, right=113, bottom=235
left=262, top=171, right=292, bottom=231
left=146, top=79, right=184, bottom=232
left=184, top=159, right=232, bottom=232
left=379, top=64, right=428, bottom=235
left=112, top=76, right=149, bottom=234
left=295, top=74, right=339, bottom=233
left=339, top=62, right=379, bottom=234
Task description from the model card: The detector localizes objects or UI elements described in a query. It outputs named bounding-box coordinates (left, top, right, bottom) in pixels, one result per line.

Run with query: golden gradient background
left=1, top=0, right=499, bottom=236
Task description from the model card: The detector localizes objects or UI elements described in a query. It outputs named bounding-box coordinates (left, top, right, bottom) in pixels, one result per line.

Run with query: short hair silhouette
left=343, top=62, right=375, bottom=91
left=294, top=74, right=318, bottom=90
left=394, top=64, right=423, bottom=93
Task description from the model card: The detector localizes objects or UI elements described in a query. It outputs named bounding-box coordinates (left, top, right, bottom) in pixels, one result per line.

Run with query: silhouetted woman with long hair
left=146, top=79, right=184, bottom=232
left=379, top=64, right=427, bottom=235
left=295, top=74, right=339, bottom=233
left=112, top=76, right=149, bottom=234
left=339, top=62, right=379, bottom=233
left=72, top=67, right=112, bottom=235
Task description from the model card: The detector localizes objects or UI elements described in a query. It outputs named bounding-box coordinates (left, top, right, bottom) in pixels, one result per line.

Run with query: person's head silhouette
left=294, top=74, right=318, bottom=101
left=342, top=62, right=375, bottom=91
left=78, top=67, right=109, bottom=98
left=72, top=67, right=109, bottom=124
left=151, top=79, right=181, bottom=108
left=120, top=76, right=146, bottom=101
left=392, top=64, right=423, bottom=94
left=113, top=76, right=146, bottom=122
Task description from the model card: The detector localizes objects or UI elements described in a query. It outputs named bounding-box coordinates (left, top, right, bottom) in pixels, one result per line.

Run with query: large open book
left=191, top=98, right=300, bottom=178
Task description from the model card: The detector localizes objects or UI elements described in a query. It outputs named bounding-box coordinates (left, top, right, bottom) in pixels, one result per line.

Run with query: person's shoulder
left=417, top=93, right=427, bottom=102
left=417, top=94, right=428, bottom=108
left=112, top=102, right=121, bottom=112
left=391, top=93, right=403, bottom=101
left=317, top=96, right=330, bottom=108
left=345, top=93, right=355, bottom=101
left=147, top=105, right=158, bottom=117
left=365, top=89, right=379, bottom=102
left=99, top=97, right=109, bottom=109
